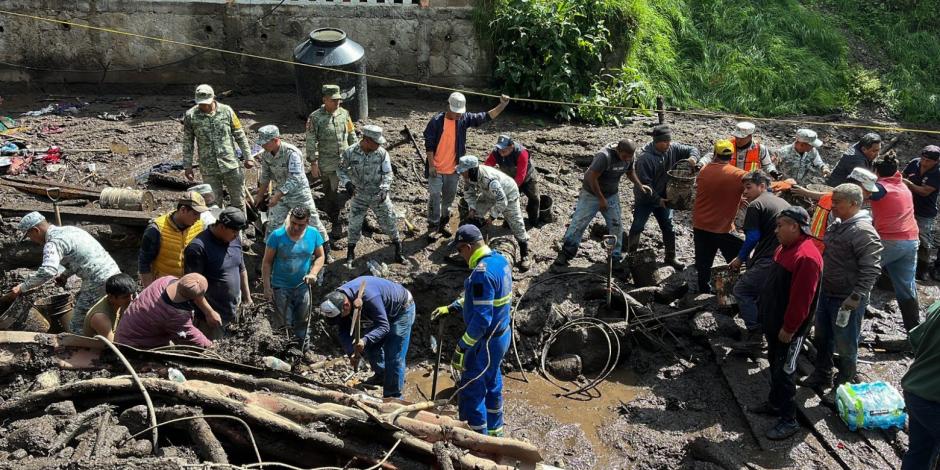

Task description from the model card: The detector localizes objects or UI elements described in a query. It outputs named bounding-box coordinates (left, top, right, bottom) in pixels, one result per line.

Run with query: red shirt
left=773, top=234, right=823, bottom=334
left=870, top=172, right=919, bottom=241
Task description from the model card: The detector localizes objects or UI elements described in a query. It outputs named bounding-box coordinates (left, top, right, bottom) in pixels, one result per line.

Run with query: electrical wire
left=94, top=335, right=159, bottom=454
left=125, top=414, right=263, bottom=466
left=1, top=9, right=939, bottom=136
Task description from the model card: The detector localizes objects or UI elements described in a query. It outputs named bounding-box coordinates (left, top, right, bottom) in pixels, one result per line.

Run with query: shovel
left=46, top=187, right=62, bottom=225
left=430, top=315, right=446, bottom=400
left=343, top=280, right=368, bottom=384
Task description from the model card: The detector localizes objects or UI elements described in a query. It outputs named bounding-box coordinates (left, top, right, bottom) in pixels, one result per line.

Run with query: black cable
left=0, top=0, right=287, bottom=74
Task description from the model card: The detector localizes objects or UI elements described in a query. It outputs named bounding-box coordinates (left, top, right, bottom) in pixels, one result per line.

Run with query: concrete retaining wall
left=0, top=0, right=490, bottom=88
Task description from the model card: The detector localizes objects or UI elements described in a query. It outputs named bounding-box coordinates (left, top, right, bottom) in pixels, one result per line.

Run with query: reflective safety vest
left=151, top=213, right=204, bottom=278
left=729, top=138, right=762, bottom=172
left=809, top=193, right=833, bottom=254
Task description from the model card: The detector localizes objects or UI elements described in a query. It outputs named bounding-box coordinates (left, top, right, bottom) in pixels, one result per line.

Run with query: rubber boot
left=663, top=237, right=684, bottom=270
left=916, top=246, right=929, bottom=281
left=518, top=240, right=532, bottom=271
left=625, top=232, right=641, bottom=253
left=834, top=357, right=857, bottom=388
left=345, top=243, right=356, bottom=268
left=438, top=212, right=453, bottom=238
left=898, top=298, right=921, bottom=332
left=393, top=240, right=405, bottom=263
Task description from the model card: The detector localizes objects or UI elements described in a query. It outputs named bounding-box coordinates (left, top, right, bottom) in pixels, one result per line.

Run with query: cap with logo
left=494, top=134, right=513, bottom=151
left=194, top=84, right=215, bottom=105
left=713, top=139, right=734, bottom=159
left=361, top=125, right=386, bottom=145
left=733, top=121, right=756, bottom=139
left=448, top=92, right=467, bottom=113
left=778, top=206, right=812, bottom=235
left=447, top=224, right=484, bottom=249
left=795, top=129, right=823, bottom=148
left=921, top=145, right=940, bottom=161
left=178, top=191, right=209, bottom=213
left=218, top=207, right=248, bottom=230
left=319, top=290, right=348, bottom=318
left=455, top=155, right=480, bottom=174
left=847, top=167, right=878, bottom=192
left=322, top=84, right=343, bottom=100
left=256, top=125, right=280, bottom=146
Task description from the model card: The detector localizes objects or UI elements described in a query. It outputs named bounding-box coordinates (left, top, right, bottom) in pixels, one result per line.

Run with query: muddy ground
left=1, top=88, right=938, bottom=469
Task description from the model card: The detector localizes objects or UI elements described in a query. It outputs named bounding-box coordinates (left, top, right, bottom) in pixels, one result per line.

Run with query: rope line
left=1, top=9, right=939, bottom=136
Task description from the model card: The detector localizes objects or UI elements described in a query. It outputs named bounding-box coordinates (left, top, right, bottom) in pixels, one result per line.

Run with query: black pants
left=767, top=333, right=798, bottom=421
left=520, top=177, right=540, bottom=224
left=693, top=228, right=743, bottom=292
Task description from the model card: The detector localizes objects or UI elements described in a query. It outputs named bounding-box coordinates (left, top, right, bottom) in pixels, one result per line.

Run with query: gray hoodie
left=821, top=210, right=883, bottom=298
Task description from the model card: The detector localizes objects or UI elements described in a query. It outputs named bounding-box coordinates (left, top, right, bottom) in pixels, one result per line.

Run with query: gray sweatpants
left=427, top=173, right=460, bottom=225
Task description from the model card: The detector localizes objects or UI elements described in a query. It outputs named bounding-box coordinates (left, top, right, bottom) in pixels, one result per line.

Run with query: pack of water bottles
left=835, top=381, right=907, bottom=431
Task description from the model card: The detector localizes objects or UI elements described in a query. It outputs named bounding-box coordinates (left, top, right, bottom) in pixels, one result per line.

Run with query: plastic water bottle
left=836, top=306, right=852, bottom=328
left=262, top=356, right=292, bottom=372
left=167, top=368, right=186, bottom=383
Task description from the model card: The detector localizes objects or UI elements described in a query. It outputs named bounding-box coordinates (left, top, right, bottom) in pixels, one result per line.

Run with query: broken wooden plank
left=0, top=202, right=157, bottom=226
left=0, top=176, right=102, bottom=200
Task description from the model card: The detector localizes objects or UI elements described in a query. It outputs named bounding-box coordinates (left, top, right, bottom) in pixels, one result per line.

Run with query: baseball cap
left=178, top=191, right=209, bottom=213
left=494, top=134, right=513, bottom=150
left=217, top=207, right=248, bottom=230
left=649, top=125, right=672, bottom=143
left=361, top=125, right=387, bottom=145
left=18, top=211, right=45, bottom=239
left=447, top=224, right=484, bottom=249
left=194, top=84, right=215, bottom=105
left=921, top=145, right=940, bottom=161
left=455, top=155, right=480, bottom=174
left=322, top=84, right=343, bottom=100
left=320, top=290, right=347, bottom=318
left=795, top=129, right=823, bottom=148
left=256, top=125, right=280, bottom=146
left=448, top=92, right=467, bottom=113
left=778, top=206, right=811, bottom=235
left=847, top=167, right=878, bottom=192
left=175, top=273, right=208, bottom=299
left=713, top=139, right=734, bottom=159
left=732, top=122, right=756, bottom=139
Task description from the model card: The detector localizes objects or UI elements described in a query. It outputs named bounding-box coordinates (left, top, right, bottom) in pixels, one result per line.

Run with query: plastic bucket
left=666, top=166, right=696, bottom=211
left=33, top=293, right=74, bottom=333
left=538, top=195, right=555, bottom=223
left=0, top=294, right=50, bottom=333
left=99, top=187, right=156, bottom=211
left=711, top=264, right=739, bottom=306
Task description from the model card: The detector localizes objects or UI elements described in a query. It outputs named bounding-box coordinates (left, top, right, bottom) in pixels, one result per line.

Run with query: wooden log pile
left=0, top=332, right=543, bottom=469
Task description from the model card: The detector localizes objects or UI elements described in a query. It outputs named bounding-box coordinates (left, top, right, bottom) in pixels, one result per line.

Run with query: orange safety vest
left=151, top=213, right=204, bottom=278
left=729, top=138, right=762, bottom=172
left=809, top=193, right=833, bottom=254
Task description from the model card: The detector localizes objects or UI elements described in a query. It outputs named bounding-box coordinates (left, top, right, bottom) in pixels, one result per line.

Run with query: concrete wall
left=0, top=0, right=491, bottom=88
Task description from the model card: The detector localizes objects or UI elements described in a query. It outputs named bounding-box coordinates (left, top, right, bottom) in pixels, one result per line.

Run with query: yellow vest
left=152, top=213, right=204, bottom=278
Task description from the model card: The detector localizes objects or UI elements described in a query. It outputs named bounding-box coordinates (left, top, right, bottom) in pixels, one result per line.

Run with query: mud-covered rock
left=45, top=401, right=76, bottom=416
left=6, top=416, right=57, bottom=454
left=547, top=354, right=583, bottom=381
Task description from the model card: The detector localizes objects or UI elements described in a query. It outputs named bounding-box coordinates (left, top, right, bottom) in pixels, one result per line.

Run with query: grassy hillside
left=474, top=0, right=940, bottom=123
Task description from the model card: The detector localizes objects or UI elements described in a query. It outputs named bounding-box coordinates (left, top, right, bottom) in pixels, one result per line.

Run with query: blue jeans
left=813, top=291, right=867, bottom=382
left=364, top=302, right=415, bottom=399
left=902, top=391, right=940, bottom=470
left=628, top=202, right=676, bottom=248
left=733, top=257, right=775, bottom=330
left=561, top=190, right=623, bottom=259
left=272, top=284, right=311, bottom=342
left=427, top=173, right=460, bottom=225
left=881, top=239, right=918, bottom=301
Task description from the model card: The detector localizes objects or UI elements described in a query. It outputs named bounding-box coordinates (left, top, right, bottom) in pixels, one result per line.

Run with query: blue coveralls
left=449, top=247, right=513, bottom=437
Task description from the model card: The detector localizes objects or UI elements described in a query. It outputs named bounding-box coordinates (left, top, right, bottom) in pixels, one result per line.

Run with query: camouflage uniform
left=259, top=141, right=329, bottom=242
left=18, top=225, right=121, bottom=333
left=337, top=142, right=400, bottom=245
left=182, top=102, right=253, bottom=212
left=465, top=165, right=529, bottom=243
left=306, top=105, right=356, bottom=231
left=775, top=143, right=830, bottom=185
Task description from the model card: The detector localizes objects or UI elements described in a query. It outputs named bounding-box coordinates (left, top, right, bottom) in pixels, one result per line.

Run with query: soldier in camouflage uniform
left=254, top=125, right=329, bottom=243
left=183, top=84, right=255, bottom=213
left=306, top=85, right=357, bottom=243
left=337, top=125, right=404, bottom=265
left=8, top=212, right=121, bottom=333
left=456, top=155, right=532, bottom=271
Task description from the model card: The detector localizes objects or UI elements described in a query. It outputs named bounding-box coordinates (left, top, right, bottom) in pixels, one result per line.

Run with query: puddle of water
left=404, top=366, right=645, bottom=467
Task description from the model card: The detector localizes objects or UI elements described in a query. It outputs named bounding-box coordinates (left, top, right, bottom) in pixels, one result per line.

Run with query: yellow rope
left=2, top=9, right=939, bottom=136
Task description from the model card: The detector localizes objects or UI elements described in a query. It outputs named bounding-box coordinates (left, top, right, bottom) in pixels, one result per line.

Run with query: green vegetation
left=474, top=0, right=940, bottom=123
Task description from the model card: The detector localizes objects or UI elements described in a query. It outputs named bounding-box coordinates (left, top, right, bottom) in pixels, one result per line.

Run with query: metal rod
left=431, top=318, right=445, bottom=400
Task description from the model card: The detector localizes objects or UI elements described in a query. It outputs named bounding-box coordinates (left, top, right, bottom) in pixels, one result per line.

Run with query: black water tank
left=293, top=28, right=368, bottom=121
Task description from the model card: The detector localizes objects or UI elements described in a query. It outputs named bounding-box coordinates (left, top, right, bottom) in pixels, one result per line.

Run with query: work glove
left=840, top=293, right=862, bottom=311
left=377, top=189, right=388, bottom=202
left=431, top=305, right=452, bottom=321
left=769, top=170, right=783, bottom=180
left=451, top=346, right=466, bottom=372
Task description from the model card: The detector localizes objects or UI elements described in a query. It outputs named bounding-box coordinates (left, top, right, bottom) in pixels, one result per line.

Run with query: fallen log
left=122, top=405, right=228, bottom=464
